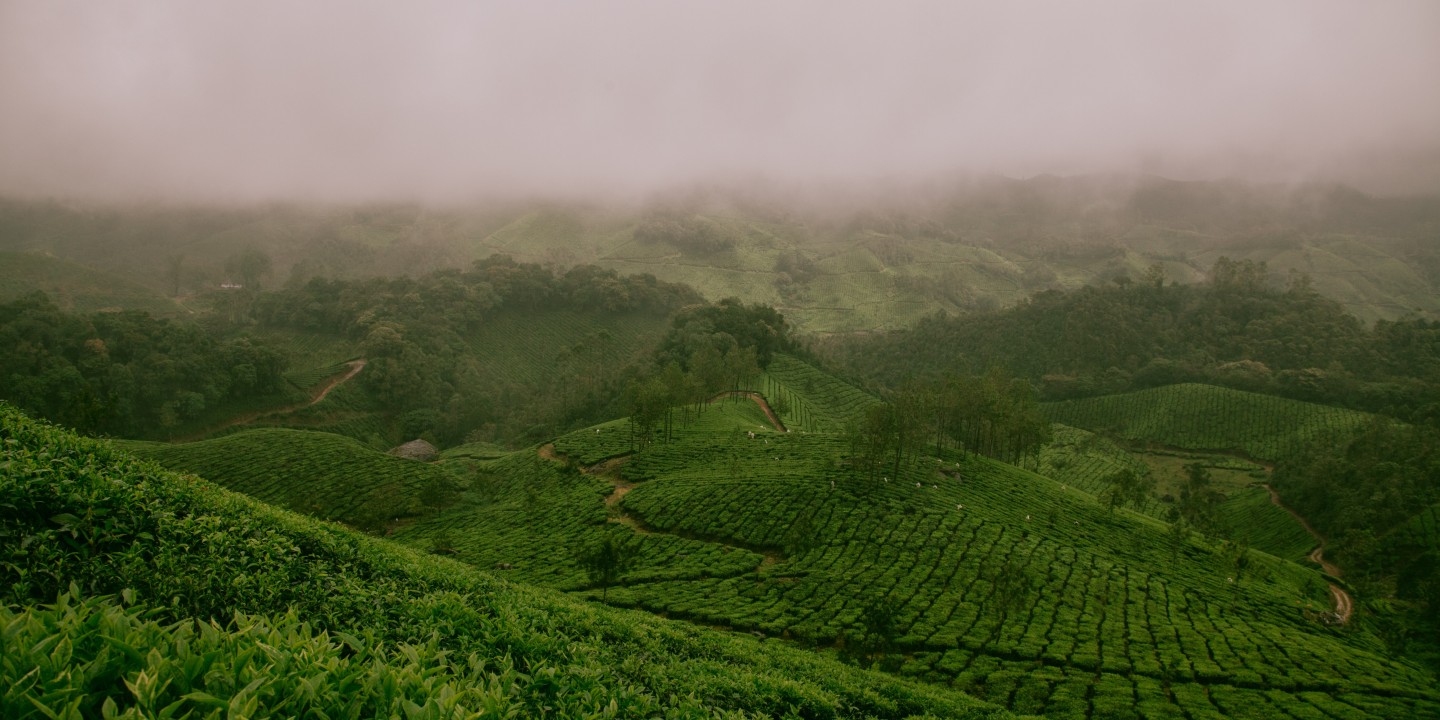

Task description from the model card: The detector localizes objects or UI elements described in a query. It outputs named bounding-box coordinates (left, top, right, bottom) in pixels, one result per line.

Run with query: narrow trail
left=1264, top=483, right=1353, bottom=624
left=170, top=359, right=367, bottom=443
left=708, top=391, right=787, bottom=433
left=537, top=442, right=786, bottom=570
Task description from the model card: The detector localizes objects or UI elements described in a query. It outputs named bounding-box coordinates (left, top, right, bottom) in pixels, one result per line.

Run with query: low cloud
left=2, top=1, right=1438, bottom=202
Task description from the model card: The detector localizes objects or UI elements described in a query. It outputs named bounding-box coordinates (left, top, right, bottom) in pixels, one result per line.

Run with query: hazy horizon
left=3, top=1, right=1439, bottom=204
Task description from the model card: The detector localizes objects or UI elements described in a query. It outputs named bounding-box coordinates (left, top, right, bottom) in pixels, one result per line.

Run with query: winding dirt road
left=171, top=359, right=367, bottom=442
left=1264, top=483, right=1353, bottom=624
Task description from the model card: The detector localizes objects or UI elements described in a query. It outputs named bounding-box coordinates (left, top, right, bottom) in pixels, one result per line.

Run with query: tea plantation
left=116, top=428, right=465, bottom=527
left=0, top=403, right=1014, bottom=719
left=26, top=359, right=1440, bottom=719
left=394, top=366, right=1440, bottom=719
left=1041, top=384, right=1374, bottom=462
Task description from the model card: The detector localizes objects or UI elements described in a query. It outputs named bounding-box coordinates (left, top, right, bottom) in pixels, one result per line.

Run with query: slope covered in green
left=117, top=428, right=463, bottom=530
left=388, top=361, right=1440, bottom=720
left=761, top=353, right=877, bottom=432
left=7, top=177, right=1439, bottom=335
left=0, top=403, right=1012, bottom=719
left=0, top=251, right=184, bottom=316
left=1041, top=383, right=1374, bottom=461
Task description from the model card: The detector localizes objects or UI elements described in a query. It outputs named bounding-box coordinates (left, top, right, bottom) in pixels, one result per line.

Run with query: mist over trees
left=823, top=258, right=1440, bottom=423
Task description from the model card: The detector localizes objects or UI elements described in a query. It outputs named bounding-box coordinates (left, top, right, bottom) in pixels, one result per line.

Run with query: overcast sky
left=2, top=1, right=1438, bottom=202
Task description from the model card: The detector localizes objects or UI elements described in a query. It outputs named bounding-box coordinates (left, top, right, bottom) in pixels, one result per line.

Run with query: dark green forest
left=0, top=292, right=287, bottom=435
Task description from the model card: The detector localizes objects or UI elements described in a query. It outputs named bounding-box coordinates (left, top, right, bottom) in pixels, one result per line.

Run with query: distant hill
left=0, top=251, right=184, bottom=315
left=1041, top=383, right=1375, bottom=462
left=1, top=403, right=1010, bottom=719
left=4, top=175, right=1438, bottom=332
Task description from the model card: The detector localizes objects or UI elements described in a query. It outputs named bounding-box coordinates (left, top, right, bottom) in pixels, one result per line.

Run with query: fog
left=2, top=1, right=1439, bottom=203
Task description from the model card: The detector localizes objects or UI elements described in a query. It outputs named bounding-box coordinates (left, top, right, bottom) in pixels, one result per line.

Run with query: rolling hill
left=2, top=402, right=1020, bottom=719
left=0, top=251, right=185, bottom=316
left=5, top=176, right=1439, bottom=333
left=11, top=348, right=1439, bottom=718
left=1041, top=383, right=1375, bottom=462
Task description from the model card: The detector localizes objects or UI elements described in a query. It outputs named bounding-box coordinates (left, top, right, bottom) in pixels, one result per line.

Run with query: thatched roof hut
left=388, top=438, right=439, bottom=462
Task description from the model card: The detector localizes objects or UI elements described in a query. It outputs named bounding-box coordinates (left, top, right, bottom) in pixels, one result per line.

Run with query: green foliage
left=821, top=263, right=1440, bottom=420
left=761, top=354, right=877, bottom=432
left=1042, top=383, right=1374, bottom=462
left=1214, top=487, right=1318, bottom=564
left=1275, top=420, right=1440, bottom=579
left=577, top=533, right=633, bottom=600
left=1101, top=468, right=1155, bottom=514
left=0, top=403, right=1013, bottom=720
left=116, top=428, right=463, bottom=528
left=0, top=292, right=290, bottom=436
left=0, top=251, right=183, bottom=316
left=657, top=297, right=796, bottom=369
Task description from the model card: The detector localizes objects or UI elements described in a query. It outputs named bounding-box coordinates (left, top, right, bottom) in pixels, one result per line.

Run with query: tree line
left=821, top=258, right=1440, bottom=424
left=0, top=292, right=287, bottom=435
left=846, top=368, right=1051, bottom=482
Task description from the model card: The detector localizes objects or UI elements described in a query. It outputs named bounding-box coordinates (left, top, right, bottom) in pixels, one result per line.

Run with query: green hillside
left=184, top=306, right=673, bottom=447
left=0, top=403, right=1014, bottom=719
left=1041, top=383, right=1374, bottom=461
left=762, top=353, right=878, bottom=432
left=382, top=365, right=1440, bottom=719
left=6, top=178, right=1439, bottom=335
left=116, top=429, right=463, bottom=530
left=1215, top=487, right=1319, bottom=564
left=0, top=251, right=184, bottom=315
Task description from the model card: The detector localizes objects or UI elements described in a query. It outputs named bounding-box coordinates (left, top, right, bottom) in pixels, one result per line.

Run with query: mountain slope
left=0, top=403, right=1013, bottom=719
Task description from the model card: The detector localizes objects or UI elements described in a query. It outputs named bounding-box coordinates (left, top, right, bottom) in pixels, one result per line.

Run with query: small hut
left=388, top=438, right=439, bottom=462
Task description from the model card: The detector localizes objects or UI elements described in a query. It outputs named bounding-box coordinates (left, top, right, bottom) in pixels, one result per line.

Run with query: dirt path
left=536, top=442, right=786, bottom=570
left=171, top=359, right=367, bottom=442
left=1264, top=483, right=1353, bottom=624
left=709, top=391, right=787, bottom=432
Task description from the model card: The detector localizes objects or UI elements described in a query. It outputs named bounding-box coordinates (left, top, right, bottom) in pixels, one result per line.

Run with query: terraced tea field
left=597, top=429, right=1440, bottom=718
left=395, top=402, right=781, bottom=589
left=1216, top=487, right=1320, bottom=564
left=1038, top=425, right=1165, bottom=518
left=0, top=403, right=1016, bottom=720
left=1041, top=384, right=1374, bottom=462
left=117, top=428, right=461, bottom=525
left=107, top=358, right=1440, bottom=719
left=400, top=362, right=1440, bottom=719
left=761, top=353, right=877, bottom=432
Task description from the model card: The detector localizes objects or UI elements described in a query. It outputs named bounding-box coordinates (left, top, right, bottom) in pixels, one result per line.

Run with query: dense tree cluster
left=847, top=369, right=1051, bottom=482
left=656, top=297, right=797, bottom=369
left=0, top=293, right=286, bottom=435
left=1273, top=421, right=1440, bottom=578
left=1272, top=420, right=1440, bottom=653
left=632, top=215, right=735, bottom=253
left=822, top=259, right=1440, bottom=422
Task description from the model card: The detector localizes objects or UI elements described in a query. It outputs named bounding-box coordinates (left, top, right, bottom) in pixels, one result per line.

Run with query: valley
left=3, top=186, right=1440, bottom=718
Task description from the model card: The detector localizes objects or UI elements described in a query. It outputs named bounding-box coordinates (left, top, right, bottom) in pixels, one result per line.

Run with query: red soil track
left=1264, top=483, right=1353, bottom=624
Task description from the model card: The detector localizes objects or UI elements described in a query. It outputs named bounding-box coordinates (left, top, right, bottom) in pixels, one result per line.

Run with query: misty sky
left=2, top=1, right=1439, bottom=202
